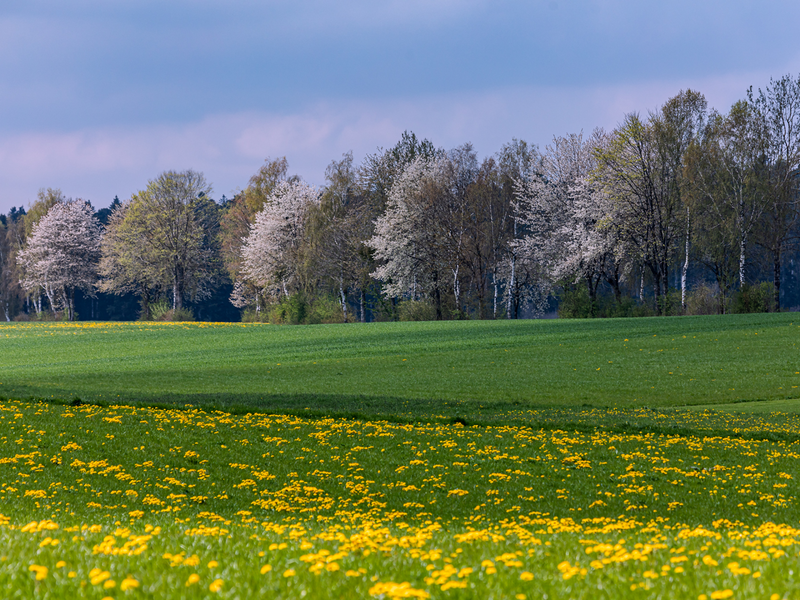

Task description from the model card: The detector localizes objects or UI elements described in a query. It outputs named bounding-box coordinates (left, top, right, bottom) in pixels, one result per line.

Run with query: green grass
left=0, top=400, right=799, bottom=599
left=1, top=313, right=799, bottom=418
left=1, top=314, right=800, bottom=598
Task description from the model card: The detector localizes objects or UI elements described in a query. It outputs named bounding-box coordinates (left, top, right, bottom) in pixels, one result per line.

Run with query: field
left=0, top=313, right=799, bottom=417
left=0, top=315, right=799, bottom=599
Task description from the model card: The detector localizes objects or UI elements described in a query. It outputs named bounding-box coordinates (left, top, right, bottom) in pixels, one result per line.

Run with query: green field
left=0, top=314, right=799, bottom=599
left=1, top=313, right=799, bottom=418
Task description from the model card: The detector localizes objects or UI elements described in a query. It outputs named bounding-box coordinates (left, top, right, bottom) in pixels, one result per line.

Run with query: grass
left=0, top=313, right=799, bottom=418
left=1, top=400, right=799, bottom=599
left=1, top=313, right=799, bottom=598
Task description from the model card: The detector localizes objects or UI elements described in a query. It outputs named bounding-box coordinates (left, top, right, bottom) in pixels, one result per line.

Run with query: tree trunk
left=774, top=246, right=782, bottom=312
left=432, top=271, right=442, bottom=320
left=739, top=232, right=747, bottom=289
left=639, top=269, right=645, bottom=302
left=140, top=287, right=152, bottom=321
left=452, top=265, right=460, bottom=316
left=360, top=288, right=366, bottom=323
left=339, top=275, right=347, bottom=322
left=681, top=208, right=689, bottom=312
left=651, top=266, right=661, bottom=312
left=506, top=253, right=516, bottom=319
left=586, top=274, right=598, bottom=318
left=173, top=277, right=182, bottom=311
left=492, top=272, right=498, bottom=319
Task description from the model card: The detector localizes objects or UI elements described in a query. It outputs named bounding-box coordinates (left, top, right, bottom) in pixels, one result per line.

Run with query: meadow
left=0, top=315, right=798, bottom=599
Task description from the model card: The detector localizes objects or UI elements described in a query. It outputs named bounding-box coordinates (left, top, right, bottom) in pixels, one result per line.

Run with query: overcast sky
left=2, top=0, right=800, bottom=213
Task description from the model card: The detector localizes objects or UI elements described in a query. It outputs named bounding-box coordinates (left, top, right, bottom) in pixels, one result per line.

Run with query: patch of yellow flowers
left=0, top=399, right=797, bottom=598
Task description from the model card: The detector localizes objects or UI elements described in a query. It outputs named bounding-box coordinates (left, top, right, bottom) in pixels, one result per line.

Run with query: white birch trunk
left=681, top=208, right=689, bottom=311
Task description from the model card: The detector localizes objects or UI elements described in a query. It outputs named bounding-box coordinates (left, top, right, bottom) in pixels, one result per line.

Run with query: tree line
left=2, top=75, right=800, bottom=323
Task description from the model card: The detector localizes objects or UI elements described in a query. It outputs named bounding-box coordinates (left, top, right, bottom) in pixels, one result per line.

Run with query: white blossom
left=239, top=181, right=319, bottom=299
left=16, top=200, right=101, bottom=320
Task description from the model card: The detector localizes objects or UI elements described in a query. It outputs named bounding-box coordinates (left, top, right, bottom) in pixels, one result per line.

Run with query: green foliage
left=268, top=293, right=308, bottom=325
left=147, top=300, right=171, bottom=321
left=558, top=286, right=650, bottom=318
left=732, top=282, right=775, bottom=314
left=162, top=308, right=195, bottom=322
left=145, top=300, right=195, bottom=322
left=684, top=283, right=723, bottom=315
left=240, top=308, right=270, bottom=323
left=398, top=299, right=436, bottom=321
left=556, top=285, right=594, bottom=318
left=265, top=293, right=349, bottom=325
left=305, top=295, right=346, bottom=324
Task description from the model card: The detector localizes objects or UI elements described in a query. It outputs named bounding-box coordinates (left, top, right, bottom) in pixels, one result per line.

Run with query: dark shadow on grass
left=4, top=388, right=800, bottom=445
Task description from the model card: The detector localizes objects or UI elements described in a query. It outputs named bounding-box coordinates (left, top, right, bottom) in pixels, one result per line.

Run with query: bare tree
left=750, top=75, right=800, bottom=310
left=683, top=102, right=767, bottom=310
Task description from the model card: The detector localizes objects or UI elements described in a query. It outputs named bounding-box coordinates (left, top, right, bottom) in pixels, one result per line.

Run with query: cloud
left=0, top=65, right=791, bottom=213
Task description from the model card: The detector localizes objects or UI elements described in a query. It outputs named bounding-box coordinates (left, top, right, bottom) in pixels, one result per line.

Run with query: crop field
left=0, top=313, right=798, bottom=416
left=0, top=315, right=798, bottom=598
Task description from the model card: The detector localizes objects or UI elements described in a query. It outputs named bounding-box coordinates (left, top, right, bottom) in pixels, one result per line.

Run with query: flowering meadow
left=0, top=399, right=799, bottom=599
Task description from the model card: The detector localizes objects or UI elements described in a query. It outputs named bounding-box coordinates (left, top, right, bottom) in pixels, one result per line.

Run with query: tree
left=0, top=207, right=27, bottom=320
left=16, top=200, right=101, bottom=321
left=23, top=188, right=63, bottom=238
left=496, top=139, right=538, bottom=318
left=306, top=152, right=374, bottom=322
left=368, top=150, right=482, bottom=320
left=95, top=196, right=122, bottom=227
left=100, top=170, right=220, bottom=314
left=220, top=158, right=297, bottom=313
left=360, top=131, right=439, bottom=215
left=750, top=74, right=800, bottom=310
left=515, top=130, right=624, bottom=316
left=239, top=181, right=319, bottom=301
left=98, top=200, right=163, bottom=318
left=595, top=90, right=706, bottom=313
left=683, top=102, right=767, bottom=310
left=369, top=157, right=449, bottom=318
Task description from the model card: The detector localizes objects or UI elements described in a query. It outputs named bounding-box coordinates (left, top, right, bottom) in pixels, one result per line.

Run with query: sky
left=2, top=0, right=800, bottom=214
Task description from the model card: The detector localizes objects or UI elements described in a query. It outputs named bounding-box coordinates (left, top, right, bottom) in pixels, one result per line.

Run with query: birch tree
left=683, top=102, right=767, bottom=308
left=750, top=74, right=800, bottom=310
left=595, top=90, right=705, bottom=313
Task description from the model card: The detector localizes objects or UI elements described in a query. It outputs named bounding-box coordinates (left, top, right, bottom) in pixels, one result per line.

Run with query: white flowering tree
left=514, top=130, right=627, bottom=313
left=16, top=200, right=101, bottom=320
left=368, top=156, right=459, bottom=319
left=239, top=180, right=319, bottom=302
